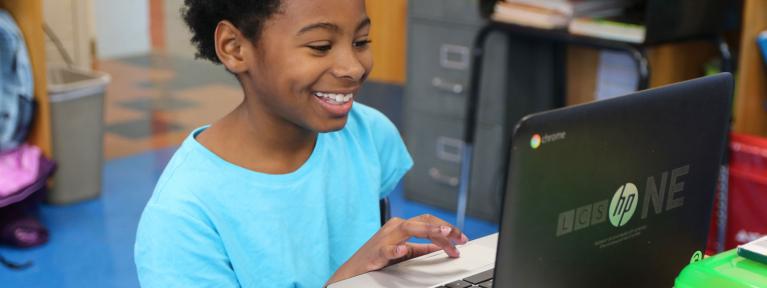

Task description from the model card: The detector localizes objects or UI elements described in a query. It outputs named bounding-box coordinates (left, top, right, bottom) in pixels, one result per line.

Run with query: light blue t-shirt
left=134, top=103, right=413, bottom=287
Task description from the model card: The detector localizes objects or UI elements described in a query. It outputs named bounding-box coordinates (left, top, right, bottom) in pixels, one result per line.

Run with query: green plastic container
left=675, top=249, right=767, bottom=288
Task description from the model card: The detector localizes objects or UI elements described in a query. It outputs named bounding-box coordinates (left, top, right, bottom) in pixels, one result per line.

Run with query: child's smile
left=313, top=90, right=356, bottom=117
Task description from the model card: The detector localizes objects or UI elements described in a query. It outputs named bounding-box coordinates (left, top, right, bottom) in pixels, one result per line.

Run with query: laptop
left=330, top=73, right=733, bottom=288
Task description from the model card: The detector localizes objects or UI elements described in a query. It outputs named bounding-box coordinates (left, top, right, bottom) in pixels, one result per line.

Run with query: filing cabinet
left=403, top=0, right=558, bottom=221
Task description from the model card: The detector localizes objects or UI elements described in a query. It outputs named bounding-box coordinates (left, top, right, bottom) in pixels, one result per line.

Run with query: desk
left=455, top=21, right=734, bottom=228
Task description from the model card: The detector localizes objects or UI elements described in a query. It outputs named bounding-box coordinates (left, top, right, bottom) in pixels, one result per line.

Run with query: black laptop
left=330, top=73, right=733, bottom=288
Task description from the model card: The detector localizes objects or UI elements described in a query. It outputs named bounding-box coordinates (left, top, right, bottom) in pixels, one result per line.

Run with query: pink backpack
left=0, top=144, right=55, bottom=253
left=0, top=144, right=48, bottom=206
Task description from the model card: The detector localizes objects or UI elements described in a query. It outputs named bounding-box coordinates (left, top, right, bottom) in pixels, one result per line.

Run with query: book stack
left=568, top=9, right=645, bottom=43
left=492, top=0, right=636, bottom=30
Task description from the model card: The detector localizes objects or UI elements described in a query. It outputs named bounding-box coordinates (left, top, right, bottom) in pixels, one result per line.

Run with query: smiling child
left=134, top=0, right=468, bottom=287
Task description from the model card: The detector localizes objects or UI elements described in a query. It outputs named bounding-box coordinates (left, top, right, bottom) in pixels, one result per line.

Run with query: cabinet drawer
left=405, top=114, right=464, bottom=211
left=406, top=21, right=476, bottom=118
left=443, top=0, right=484, bottom=25
left=409, top=0, right=445, bottom=21
left=409, top=0, right=484, bottom=25
left=404, top=113, right=506, bottom=221
left=406, top=21, right=510, bottom=125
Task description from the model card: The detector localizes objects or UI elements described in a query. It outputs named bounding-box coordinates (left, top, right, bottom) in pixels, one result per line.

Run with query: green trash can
left=47, top=66, right=111, bottom=204
left=675, top=249, right=767, bottom=288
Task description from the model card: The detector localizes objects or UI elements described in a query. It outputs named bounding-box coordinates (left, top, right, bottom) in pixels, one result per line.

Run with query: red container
left=708, top=133, right=767, bottom=253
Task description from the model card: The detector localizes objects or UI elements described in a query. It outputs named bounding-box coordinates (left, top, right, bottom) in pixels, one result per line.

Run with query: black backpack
left=0, top=10, right=34, bottom=152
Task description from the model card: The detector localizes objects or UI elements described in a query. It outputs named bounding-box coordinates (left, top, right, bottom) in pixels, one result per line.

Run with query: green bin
left=675, top=249, right=767, bottom=288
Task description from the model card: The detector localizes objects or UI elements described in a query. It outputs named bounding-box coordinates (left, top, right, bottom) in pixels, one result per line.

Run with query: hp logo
left=609, top=183, right=638, bottom=227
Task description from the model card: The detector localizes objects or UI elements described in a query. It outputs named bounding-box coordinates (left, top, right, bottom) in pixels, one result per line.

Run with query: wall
left=163, top=0, right=196, bottom=58
left=43, top=0, right=94, bottom=68
left=93, top=0, right=150, bottom=59
left=366, top=0, right=407, bottom=84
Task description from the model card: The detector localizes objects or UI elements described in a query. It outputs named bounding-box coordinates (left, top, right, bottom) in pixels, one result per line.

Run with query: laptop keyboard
left=436, top=269, right=494, bottom=288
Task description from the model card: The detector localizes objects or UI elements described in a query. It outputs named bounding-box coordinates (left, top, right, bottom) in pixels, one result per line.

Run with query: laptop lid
left=494, top=73, right=733, bottom=287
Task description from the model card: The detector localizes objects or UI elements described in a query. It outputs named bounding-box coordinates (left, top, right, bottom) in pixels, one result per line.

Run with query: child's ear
left=214, top=20, right=248, bottom=73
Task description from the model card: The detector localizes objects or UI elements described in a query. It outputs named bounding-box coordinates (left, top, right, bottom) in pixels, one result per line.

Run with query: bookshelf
left=471, top=19, right=731, bottom=105
left=567, top=40, right=721, bottom=105
left=459, top=3, right=736, bottom=225
left=1, top=0, right=52, bottom=157
left=566, top=0, right=767, bottom=138
left=733, top=0, right=767, bottom=136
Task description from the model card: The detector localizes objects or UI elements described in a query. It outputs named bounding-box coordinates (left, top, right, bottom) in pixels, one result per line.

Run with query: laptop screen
left=494, top=74, right=732, bottom=287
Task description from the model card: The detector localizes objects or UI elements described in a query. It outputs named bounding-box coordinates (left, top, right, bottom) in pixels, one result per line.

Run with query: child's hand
left=326, top=214, right=469, bottom=285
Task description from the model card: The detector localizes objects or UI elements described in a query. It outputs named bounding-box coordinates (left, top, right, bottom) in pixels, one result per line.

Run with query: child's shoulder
left=347, top=102, right=398, bottom=135
left=150, top=132, right=230, bottom=203
left=349, top=102, right=386, bottom=122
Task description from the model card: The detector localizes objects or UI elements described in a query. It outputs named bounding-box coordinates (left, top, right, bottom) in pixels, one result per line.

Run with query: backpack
left=0, top=10, right=46, bottom=270
left=0, top=10, right=34, bottom=152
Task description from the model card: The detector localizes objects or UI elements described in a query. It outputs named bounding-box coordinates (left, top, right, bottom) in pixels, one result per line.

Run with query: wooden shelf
left=1, top=0, right=52, bottom=157
left=733, top=0, right=767, bottom=136
left=568, top=1, right=767, bottom=138
left=566, top=39, right=720, bottom=105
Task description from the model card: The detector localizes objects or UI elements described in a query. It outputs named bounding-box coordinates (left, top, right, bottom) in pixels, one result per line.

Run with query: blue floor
left=0, top=147, right=497, bottom=287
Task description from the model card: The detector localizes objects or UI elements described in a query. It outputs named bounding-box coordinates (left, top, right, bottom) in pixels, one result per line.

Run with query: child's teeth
left=315, top=92, right=353, bottom=104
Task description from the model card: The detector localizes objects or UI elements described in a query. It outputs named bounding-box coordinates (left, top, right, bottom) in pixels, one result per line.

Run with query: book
left=595, top=50, right=639, bottom=100
left=568, top=14, right=646, bottom=43
left=493, top=0, right=632, bottom=30
left=492, top=1, right=569, bottom=29
left=506, top=0, right=637, bottom=17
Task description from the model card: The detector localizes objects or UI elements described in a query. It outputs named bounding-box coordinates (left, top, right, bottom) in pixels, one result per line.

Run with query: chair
left=379, top=197, right=391, bottom=226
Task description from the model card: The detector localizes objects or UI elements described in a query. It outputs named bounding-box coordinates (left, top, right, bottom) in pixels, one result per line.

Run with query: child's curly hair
left=182, top=0, right=283, bottom=64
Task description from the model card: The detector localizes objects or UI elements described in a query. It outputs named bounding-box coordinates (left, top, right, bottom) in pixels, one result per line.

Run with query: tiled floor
left=99, top=54, right=242, bottom=159
left=0, top=53, right=497, bottom=287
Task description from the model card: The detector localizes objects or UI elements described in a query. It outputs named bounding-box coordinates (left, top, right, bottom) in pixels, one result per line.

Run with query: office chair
left=379, top=197, right=391, bottom=226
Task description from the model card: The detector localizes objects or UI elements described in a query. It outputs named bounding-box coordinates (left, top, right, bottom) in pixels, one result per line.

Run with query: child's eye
left=354, top=39, right=372, bottom=48
left=308, top=45, right=332, bottom=52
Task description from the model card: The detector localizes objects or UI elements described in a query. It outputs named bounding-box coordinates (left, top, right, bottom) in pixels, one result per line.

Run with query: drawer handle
left=440, top=44, right=470, bottom=70
left=429, top=167, right=459, bottom=187
left=432, top=77, right=464, bottom=94
left=436, top=136, right=463, bottom=163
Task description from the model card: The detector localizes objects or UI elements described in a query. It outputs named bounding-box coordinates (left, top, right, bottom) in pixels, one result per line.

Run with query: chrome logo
left=530, top=134, right=542, bottom=149
left=609, top=183, right=638, bottom=227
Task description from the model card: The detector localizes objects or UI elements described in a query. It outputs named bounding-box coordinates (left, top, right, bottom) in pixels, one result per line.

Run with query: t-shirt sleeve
left=367, top=109, right=413, bottom=199
left=134, top=201, right=240, bottom=287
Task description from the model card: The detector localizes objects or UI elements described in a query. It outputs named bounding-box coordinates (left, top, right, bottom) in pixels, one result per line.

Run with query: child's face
left=244, top=0, right=372, bottom=132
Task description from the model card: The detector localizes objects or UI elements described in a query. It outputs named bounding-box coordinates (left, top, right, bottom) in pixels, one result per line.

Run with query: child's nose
left=331, top=51, right=367, bottom=82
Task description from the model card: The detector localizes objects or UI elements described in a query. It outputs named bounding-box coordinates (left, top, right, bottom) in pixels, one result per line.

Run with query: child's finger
left=380, top=244, right=408, bottom=260
left=397, top=221, right=460, bottom=257
left=405, top=242, right=442, bottom=257
left=410, top=214, right=469, bottom=244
